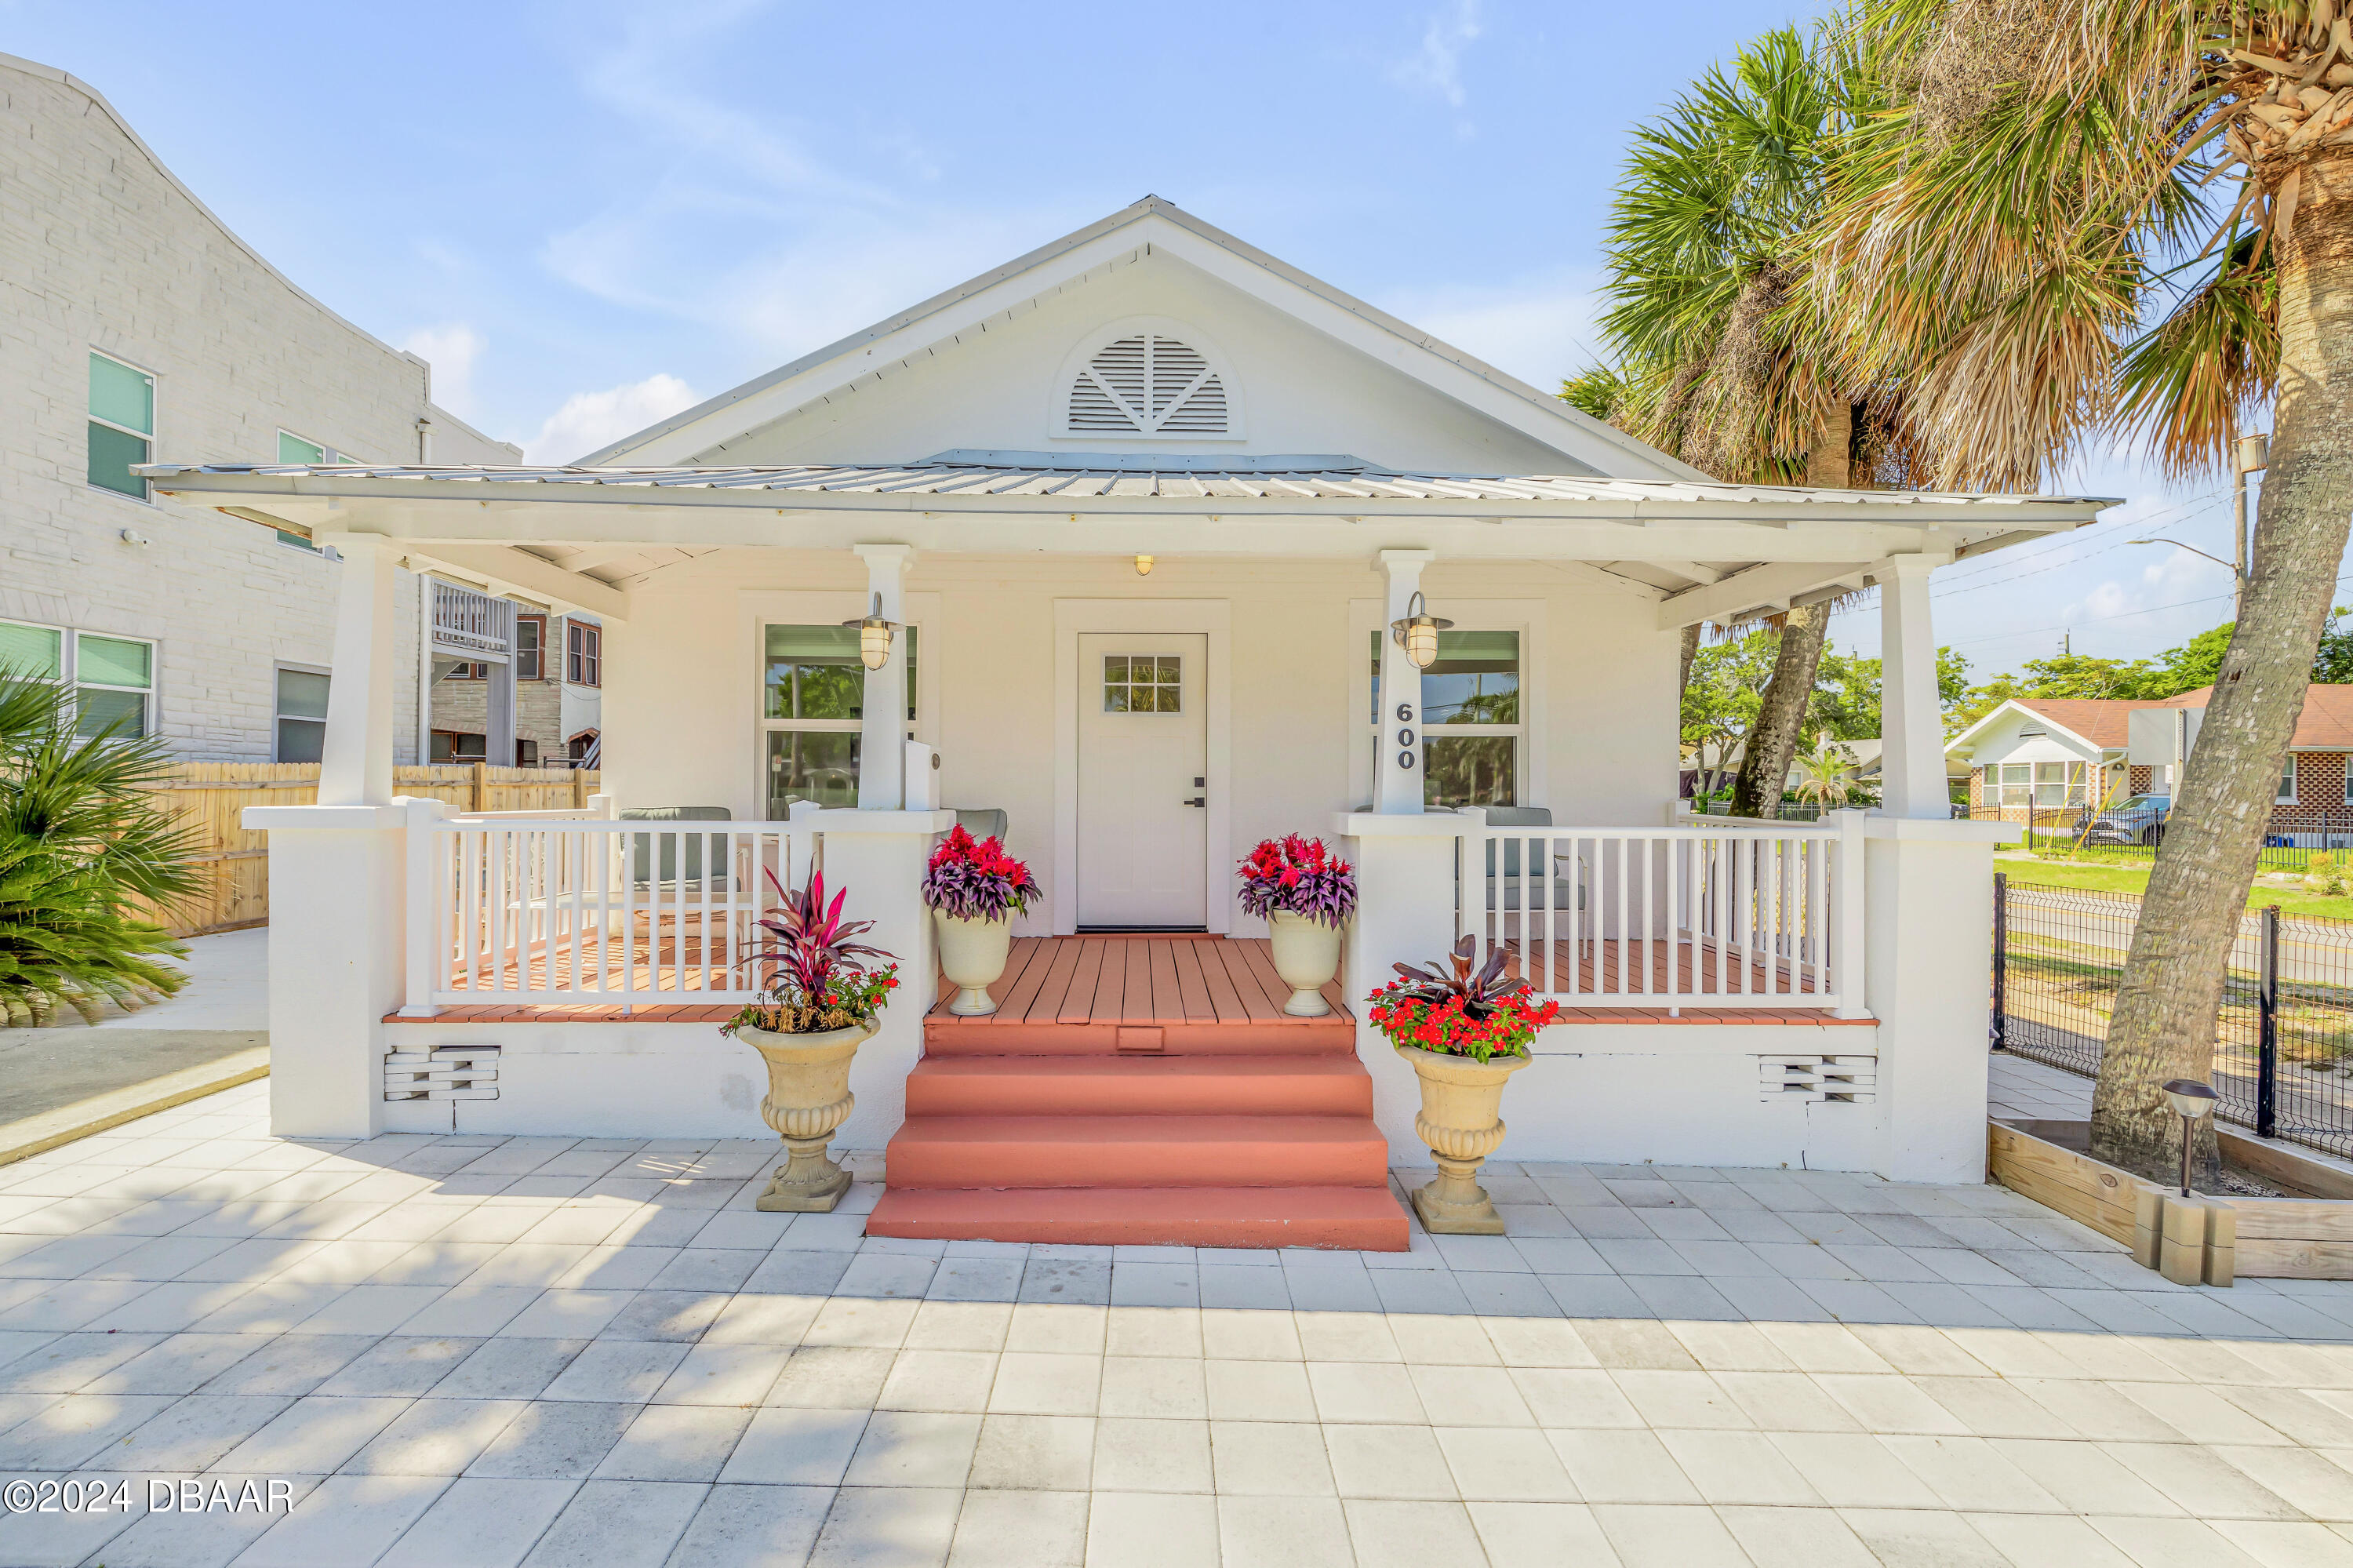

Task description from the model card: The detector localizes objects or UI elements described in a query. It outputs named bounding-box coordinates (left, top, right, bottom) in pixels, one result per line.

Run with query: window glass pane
left=278, top=431, right=325, bottom=464
left=1369, top=630, right=1521, bottom=725
left=78, top=635, right=151, bottom=689
left=89, top=354, right=152, bottom=435
left=2282, top=759, right=2297, bottom=799
left=766, top=729, right=860, bottom=814
left=516, top=618, right=542, bottom=681
left=0, top=622, right=63, bottom=679
left=88, top=421, right=150, bottom=497
left=76, top=686, right=145, bottom=738
left=277, top=668, right=330, bottom=719
left=1102, top=653, right=1180, bottom=714
left=766, top=624, right=864, bottom=720
left=276, top=717, right=325, bottom=764
left=1425, top=735, right=1516, bottom=809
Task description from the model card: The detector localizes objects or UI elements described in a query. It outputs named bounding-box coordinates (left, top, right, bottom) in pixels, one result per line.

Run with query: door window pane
left=0, top=621, right=63, bottom=679
left=1104, top=653, right=1180, bottom=714
left=767, top=729, right=861, bottom=814
left=1427, top=736, right=1517, bottom=809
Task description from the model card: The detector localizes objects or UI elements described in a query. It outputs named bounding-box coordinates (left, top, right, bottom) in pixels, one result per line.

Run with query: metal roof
left=140, top=458, right=2111, bottom=511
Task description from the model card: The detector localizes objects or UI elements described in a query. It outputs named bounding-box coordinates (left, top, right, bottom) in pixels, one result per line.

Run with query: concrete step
left=882, top=1113, right=1392, bottom=1191
left=904, top=1056, right=1374, bottom=1119
left=865, top=1184, right=1411, bottom=1250
left=922, top=1017, right=1355, bottom=1057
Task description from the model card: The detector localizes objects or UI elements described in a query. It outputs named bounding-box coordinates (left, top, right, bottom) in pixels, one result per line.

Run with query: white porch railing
left=430, top=580, right=514, bottom=661
left=1455, top=809, right=1867, bottom=1016
left=402, top=802, right=818, bottom=1010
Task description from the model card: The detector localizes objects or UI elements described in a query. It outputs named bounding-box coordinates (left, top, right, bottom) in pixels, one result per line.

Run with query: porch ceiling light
left=1390, top=590, right=1453, bottom=671
left=1134, top=554, right=1155, bottom=576
left=843, top=592, right=896, bottom=671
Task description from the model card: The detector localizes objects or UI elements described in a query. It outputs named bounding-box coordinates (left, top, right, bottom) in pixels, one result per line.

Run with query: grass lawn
left=1995, top=853, right=2353, bottom=922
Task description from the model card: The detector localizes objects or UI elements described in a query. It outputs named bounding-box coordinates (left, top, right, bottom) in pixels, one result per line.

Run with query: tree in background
left=0, top=669, right=196, bottom=1024
left=1576, top=25, right=1878, bottom=821
left=1811, top=0, right=2353, bottom=1180
left=1944, top=609, right=2353, bottom=733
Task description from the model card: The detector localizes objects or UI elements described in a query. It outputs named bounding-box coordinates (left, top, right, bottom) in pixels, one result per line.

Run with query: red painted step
left=904, top=1056, right=1373, bottom=1119
left=865, top=1184, right=1410, bottom=1250
left=883, top=1113, right=1391, bottom=1191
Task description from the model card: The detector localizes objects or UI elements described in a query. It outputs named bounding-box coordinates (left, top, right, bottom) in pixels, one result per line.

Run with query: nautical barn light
left=1390, top=591, right=1452, bottom=671
left=844, top=593, right=896, bottom=671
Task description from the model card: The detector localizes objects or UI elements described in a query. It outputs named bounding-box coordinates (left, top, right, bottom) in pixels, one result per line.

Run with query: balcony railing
left=431, top=580, right=514, bottom=660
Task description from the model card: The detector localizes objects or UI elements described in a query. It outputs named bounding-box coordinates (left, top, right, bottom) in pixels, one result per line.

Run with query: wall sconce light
left=2162, top=1078, right=2217, bottom=1197
left=1134, top=555, right=1155, bottom=577
left=1389, top=590, right=1452, bottom=671
left=843, top=592, right=896, bottom=671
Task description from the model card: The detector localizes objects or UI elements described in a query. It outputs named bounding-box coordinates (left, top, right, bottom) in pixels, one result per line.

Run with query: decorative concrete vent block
left=1759, top=1054, right=1876, bottom=1104
left=385, top=1045, right=500, bottom=1102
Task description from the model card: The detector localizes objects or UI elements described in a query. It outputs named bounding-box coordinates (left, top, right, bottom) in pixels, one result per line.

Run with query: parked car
left=2082, top=793, right=2171, bottom=846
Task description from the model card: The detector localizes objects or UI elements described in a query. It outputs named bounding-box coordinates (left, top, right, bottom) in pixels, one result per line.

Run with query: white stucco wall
left=600, top=548, right=1678, bottom=934
left=693, top=251, right=1590, bottom=476
left=0, top=53, right=516, bottom=762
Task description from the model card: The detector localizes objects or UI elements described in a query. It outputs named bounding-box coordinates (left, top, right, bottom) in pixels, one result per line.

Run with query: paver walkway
left=7, top=1075, right=2353, bottom=1566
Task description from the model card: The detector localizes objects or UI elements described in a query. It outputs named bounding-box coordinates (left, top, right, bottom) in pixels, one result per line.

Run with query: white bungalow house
left=152, top=198, right=2103, bottom=1244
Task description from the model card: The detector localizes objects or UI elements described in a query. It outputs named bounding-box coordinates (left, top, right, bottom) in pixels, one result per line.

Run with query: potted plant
left=1237, top=835, right=1357, bottom=1016
left=1368, top=937, right=1560, bottom=1235
left=724, top=869, right=899, bottom=1213
left=922, top=824, right=1039, bottom=1016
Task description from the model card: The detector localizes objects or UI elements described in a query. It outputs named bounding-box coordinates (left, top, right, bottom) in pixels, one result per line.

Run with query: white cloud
left=401, top=323, right=486, bottom=418
left=1391, top=0, right=1483, bottom=111
left=528, top=373, right=700, bottom=464
left=1379, top=268, right=1604, bottom=391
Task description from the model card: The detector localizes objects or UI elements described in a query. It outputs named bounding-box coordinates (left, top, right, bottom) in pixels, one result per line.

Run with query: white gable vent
left=1068, top=333, right=1230, bottom=436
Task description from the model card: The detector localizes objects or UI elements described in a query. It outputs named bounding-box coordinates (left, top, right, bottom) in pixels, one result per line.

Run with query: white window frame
left=757, top=617, right=919, bottom=813
left=567, top=621, right=602, bottom=688
left=0, top=616, right=68, bottom=683
left=1348, top=599, right=1544, bottom=813
left=2280, top=753, right=2299, bottom=804
left=272, top=663, right=331, bottom=763
left=64, top=628, right=157, bottom=739
left=88, top=348, right=157, bottom=504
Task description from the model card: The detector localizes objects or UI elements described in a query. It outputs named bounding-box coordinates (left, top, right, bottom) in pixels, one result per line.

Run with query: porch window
left=1369, top=629, right=1521, bottom=808
left=275, top=668, right=329, bottom=763
left=761, top=623, right=918, bottom=814
left=89, top=351, right=155, bottom=500
left=1993, top=761, right=2086, bottom=809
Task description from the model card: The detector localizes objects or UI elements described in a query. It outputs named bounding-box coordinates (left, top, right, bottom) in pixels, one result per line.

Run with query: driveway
left=5, top=1074, right=2353, bottom=1566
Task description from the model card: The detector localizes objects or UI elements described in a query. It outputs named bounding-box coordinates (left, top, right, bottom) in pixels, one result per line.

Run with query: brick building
left=0, top=50, right=519, bottom=761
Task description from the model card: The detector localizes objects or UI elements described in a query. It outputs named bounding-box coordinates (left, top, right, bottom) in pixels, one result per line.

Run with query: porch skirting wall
left=378, top=1014, right=1886, bottom=1167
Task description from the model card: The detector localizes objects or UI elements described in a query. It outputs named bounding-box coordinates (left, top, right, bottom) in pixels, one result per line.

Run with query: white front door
left=1077, top=633, right=1208, bottom=928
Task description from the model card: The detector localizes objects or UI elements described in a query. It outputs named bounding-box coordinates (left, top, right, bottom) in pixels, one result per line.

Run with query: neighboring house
left=0, top=51, right=518, bottom=764
left=175, top=197, right=2109, bottom=1206
left=1950, top=686, right=2353, bottom=841
left=427, top=609, right=603, bottom=766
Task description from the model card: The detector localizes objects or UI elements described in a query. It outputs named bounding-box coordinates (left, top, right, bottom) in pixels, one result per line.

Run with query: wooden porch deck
left=387, top=930, right=1867, bottom=1027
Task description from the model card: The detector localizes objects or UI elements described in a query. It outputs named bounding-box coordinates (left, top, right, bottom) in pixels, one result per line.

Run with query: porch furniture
left=1480, top=806, right=1582, bottom=917
left=952, top=807, right=1009, bottom=844
left=621, top=806, right=732, bottom=886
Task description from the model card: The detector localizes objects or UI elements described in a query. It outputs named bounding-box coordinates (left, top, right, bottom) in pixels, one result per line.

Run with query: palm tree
left=0, top=668, right=197, bottom=1023
left=1587, top=24, right=1874, bottom=820
left=1812, top=0, right=2339, bottom=1181
left=1793, top=743, right=1859, bottom=809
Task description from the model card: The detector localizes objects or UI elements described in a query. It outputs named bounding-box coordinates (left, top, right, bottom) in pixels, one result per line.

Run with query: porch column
left=1878, top=554, right=1949, bottom=819
left=856, top=544, right=913, bottom=812
left=320, top=534, right=398, bottom=806
left=1376, top=549, right=1435, bottom=815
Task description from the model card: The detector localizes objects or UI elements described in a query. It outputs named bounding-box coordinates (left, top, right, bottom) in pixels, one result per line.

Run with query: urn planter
left=1395, top=1044, right=1531, bottom=1234
left=1265, top=911, right=1344, bottom=1017
left=741, top=1022, right=875, bottom=1212
left=935, top=911, right=1013, bottom=1016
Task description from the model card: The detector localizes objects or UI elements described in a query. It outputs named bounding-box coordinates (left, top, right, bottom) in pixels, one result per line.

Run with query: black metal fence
left=1992, top=875, right=2353, bottom=1160
left=1966, top=806, right=2353, bottom=873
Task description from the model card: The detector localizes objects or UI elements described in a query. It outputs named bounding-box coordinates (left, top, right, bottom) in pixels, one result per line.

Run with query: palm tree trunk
left=1730, top=602, right=1829, bottom=817
left=2089, top=158, right=2353, bottom=1181
left=1679, top=623, right=1700, bottom=697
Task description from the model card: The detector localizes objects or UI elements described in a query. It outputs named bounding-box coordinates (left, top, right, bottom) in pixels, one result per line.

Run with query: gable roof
left=577, top=196, right=1707, bottom=481
left=2162, top=683, right=2353, bottom=750
left=1944, top=696, right=2172, bottom=756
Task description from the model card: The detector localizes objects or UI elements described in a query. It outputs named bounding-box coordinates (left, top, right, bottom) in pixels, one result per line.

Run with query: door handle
left=1183, top=797, right=1206, bottom=808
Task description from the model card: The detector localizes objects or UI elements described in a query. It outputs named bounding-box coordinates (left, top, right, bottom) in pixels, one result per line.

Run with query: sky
left=5, top=0, right=2297, bottom=681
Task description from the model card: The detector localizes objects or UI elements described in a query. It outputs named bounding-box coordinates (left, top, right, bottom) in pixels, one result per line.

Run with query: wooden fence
left=140, top=763, right=601, bottom=937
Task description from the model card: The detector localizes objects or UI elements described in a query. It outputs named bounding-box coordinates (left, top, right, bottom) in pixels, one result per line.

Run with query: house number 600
left=1395, top=704, right=1416, bottom=769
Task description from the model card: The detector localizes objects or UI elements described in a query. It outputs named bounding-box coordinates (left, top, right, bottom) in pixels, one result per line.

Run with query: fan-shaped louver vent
left=1068, top=334, right=1229, bottom=435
